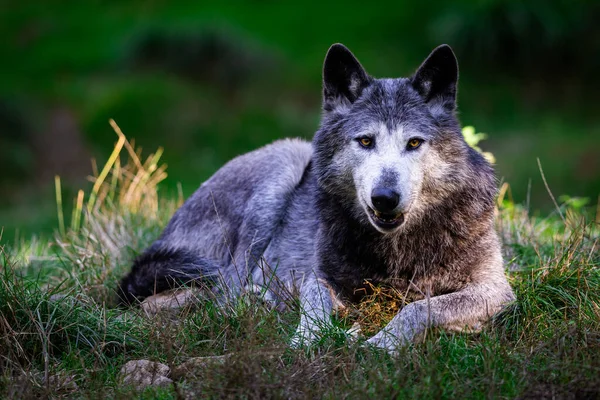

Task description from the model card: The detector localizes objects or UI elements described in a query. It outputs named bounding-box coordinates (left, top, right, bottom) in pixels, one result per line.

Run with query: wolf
left=119, top=43, right=515, bottom=352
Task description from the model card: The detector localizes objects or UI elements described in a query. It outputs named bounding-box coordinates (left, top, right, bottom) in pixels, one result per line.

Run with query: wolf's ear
left=322, top=44, right=371, bottom=112
left=411, top=45, right=458, bottom=113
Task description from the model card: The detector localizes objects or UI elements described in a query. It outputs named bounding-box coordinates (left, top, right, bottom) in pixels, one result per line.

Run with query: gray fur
left=119, top=43, right=515, bottom=352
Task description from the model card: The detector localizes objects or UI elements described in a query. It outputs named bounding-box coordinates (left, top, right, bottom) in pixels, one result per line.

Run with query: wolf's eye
left=358, top=137, right=374, bottom=148
left=407, top=138, right=423, bottom=150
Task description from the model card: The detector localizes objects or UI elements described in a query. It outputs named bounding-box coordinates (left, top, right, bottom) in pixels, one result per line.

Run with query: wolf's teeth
left=374, top=210, right=382, bottom=217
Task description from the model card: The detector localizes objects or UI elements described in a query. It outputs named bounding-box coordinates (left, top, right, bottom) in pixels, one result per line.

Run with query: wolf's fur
left=119, top=44, right=515, bottom=351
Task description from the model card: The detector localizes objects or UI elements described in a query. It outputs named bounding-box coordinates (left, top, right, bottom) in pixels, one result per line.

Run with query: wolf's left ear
left=411, top=45, right=458, bottom=113
left=322, top=44, right=371, bottom=112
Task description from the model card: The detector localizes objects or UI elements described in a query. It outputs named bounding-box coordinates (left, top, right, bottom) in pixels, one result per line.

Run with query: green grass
left=1, top=130, right=599, bottom=399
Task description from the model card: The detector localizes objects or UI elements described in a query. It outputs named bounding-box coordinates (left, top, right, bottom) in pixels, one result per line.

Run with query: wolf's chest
left=319, top=235, right=471, bottom=303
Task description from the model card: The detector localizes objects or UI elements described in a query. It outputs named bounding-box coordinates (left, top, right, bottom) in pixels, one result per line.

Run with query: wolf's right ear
left=322, top=44, right=371, bottom=112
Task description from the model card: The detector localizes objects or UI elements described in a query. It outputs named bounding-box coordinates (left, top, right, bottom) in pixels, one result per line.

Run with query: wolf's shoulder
left=247, top=138, right=312, bottom=163
left=210, top=138, right=312, bottom=183
left=222, top=138, right=312, bottom=167
left=197, top=138, right=313, bottom=197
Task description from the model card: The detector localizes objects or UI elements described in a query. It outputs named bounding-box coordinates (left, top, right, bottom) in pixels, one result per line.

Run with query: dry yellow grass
left=50, top=120, right=175, bottom=303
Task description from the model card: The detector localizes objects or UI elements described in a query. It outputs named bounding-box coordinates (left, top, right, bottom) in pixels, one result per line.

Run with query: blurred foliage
left=0, top=0, right=599, bottom=242
left=0, top=101, right=33, bottom=183
left=432, top=0, right=600, bottom=78
left=462, top=126, right=495, bottom=164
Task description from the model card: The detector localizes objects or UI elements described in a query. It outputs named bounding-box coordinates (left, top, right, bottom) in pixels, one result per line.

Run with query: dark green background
left=1, top=0, right=599, bottom=242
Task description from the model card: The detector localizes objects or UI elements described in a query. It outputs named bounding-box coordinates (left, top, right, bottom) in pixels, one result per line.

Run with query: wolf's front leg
left=290, top=276, right=334, bottom=347
left=367, top=271, right=514, bottom=352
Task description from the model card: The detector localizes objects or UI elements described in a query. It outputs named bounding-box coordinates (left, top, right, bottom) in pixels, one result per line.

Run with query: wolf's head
left=313, top=44, right=480, bottom=234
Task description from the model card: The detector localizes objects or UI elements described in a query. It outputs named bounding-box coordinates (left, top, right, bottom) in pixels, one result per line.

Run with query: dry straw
left=52, top=119, right=172, bottom=302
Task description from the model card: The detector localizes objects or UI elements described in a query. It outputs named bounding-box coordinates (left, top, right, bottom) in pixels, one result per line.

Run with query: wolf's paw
left=364, top=303, right=424, bottom=353
left=289, top=327, right=320, bottom=349
left=364, top=330, right=408, bottom=354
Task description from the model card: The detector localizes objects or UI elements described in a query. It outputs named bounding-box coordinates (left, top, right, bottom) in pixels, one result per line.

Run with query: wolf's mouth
left=367, top=206, right=404, bottom=231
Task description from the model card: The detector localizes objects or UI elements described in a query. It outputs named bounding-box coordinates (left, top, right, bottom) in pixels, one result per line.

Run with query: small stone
left=47, top=373, right=78, bottom=392
left=48, top=293, right=91, bottom=306
left=48, top=294, right=67, bottom=303
left=172, top=355, right=230, bottom=380
left=141, top=289, right=199, bottom=316
left=120, top=360, right=172, bottom=390
left=20, top=370, right=79, bottom=392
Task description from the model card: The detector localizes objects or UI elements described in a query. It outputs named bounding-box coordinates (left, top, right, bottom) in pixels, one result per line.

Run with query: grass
left=1, top=126, right=599, bottom=399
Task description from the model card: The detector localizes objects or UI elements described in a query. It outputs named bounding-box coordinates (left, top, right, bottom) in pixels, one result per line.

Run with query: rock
left=120, top=360, right=172, bottom=390
left=18, top=370, right=79, bottom=392
left=48, top=294, right=67, bottom=303
left=46, top=373, right=79, bottom=392
left=172, top=355, right=230, bottom=380
left=48, top=292, right=92, bottom=306
left=140, top=289, right=199, bottom=316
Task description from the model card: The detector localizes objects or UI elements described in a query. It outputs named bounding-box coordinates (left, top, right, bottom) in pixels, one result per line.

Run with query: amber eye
left=359, top=137, right=374, bottom=148
left=407, top=138, right=423, bottom=150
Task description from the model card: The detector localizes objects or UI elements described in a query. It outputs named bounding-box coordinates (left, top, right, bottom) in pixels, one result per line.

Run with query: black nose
left=371, top=188, right=400, bottom=213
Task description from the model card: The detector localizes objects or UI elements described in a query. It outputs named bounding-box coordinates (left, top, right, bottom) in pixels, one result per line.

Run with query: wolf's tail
left=117, top=247, right=216, bottom=305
